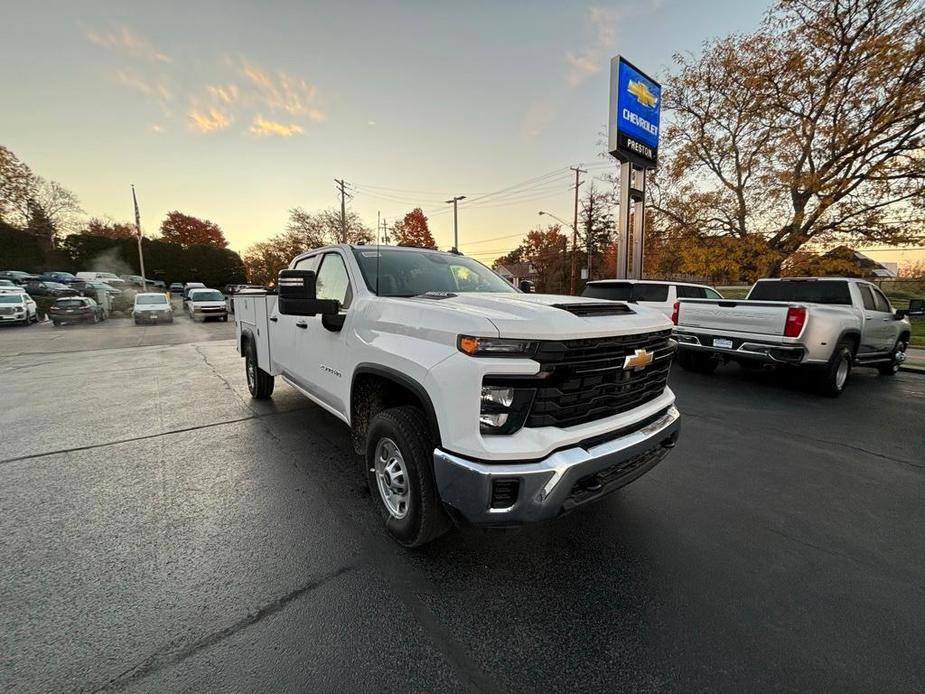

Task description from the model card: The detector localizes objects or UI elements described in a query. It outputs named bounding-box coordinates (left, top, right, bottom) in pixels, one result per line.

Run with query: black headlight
left=480, top=384, right=535, bottom=435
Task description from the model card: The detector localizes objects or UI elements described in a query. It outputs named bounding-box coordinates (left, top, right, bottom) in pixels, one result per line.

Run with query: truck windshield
left=135, top=294, right=168, bottom=305
left=749, top=280, right=852, bottom=304
left=190, top=290, right=224, bottom=301
left=0, top=295, right=22, bottom=304
left=352, top=249, right=516, bottom=296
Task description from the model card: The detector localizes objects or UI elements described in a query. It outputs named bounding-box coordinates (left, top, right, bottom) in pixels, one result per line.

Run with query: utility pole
left=131, top=184, right=147, bottom=291
left=444, top=195, right=466, bottom=251
left=569, top=165, right=586, bottom=294
left=334, top=178, right=348, bottom=243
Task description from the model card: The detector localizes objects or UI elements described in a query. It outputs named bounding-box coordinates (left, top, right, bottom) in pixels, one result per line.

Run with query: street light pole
left=539, top=210, right=576, bottom=295
left=445, top=195, right=466, bottom=251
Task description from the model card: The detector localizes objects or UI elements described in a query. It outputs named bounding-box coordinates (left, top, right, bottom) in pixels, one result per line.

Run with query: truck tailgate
left=677, top=300, right=790, bottom=336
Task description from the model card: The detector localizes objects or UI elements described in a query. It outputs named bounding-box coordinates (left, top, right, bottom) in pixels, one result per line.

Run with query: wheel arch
left=835, top=329, right=861, bottom=357
left=238, top=327, right=255, bottom=357
left=350, top=364, right=442, bottom=455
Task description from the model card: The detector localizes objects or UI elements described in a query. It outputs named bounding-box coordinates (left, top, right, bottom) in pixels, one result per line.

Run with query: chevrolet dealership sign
left=608, top=56, right=662, bottom=167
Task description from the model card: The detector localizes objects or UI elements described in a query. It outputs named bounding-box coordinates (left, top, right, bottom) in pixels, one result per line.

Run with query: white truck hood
left=404, top=292, right=671, bottom=339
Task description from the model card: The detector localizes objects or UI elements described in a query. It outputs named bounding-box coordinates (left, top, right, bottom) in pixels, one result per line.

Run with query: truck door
left=271, top=254, right=320, bottom=378
left=300, top=251, right=354, bottom=417
left=870, top=285, right=899, bottom=351
left=857, top=283, right=893, bottom=353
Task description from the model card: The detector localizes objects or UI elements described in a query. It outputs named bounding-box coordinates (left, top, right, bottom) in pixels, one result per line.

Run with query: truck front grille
left=526, top=330, right=674, bottom=428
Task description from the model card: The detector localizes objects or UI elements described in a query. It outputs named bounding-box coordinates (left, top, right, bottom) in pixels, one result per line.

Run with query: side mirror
left=895, top=309, right=908, bottom=319
left=519, top=279, right=535, bottom=293
left=278, top=269, right=340, bottom=317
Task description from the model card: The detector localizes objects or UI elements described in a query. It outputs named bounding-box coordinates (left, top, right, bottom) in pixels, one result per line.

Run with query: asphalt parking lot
left=1, top=318, right=923, bottom=693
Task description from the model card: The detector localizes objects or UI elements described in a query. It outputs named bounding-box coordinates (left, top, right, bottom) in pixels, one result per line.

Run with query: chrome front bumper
left=433, top=406, right=681, bottom=526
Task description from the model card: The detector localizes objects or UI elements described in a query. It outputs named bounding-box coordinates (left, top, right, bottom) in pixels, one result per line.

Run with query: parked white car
left=132, top=292, right=174, bottom=325
left=0, top=291, right=38, bottom=325
left=583, top=280, right=724, bottom=318
left=186, top=288, right=228, bottom=321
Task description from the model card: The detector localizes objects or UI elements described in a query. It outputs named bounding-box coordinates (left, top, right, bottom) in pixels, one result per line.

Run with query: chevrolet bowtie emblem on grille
left=623, top=348, right=654, bottom=370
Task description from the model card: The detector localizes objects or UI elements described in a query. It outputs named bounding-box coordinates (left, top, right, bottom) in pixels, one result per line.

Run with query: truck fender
left=833, top=329, right=861, bottom=358
left=351, top=364, right=442, bottom=453
left=238, top=327, right=256, bottom=357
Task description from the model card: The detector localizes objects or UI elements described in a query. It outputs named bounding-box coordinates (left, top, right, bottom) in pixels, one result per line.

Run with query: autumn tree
left=497, top=224, right=569, bottom=294
left=653, top=0, right=925, bottom=280
left=160, top=211, right=228, bottom=248
left=84, top=217, right=138, bottom=239
left=0, top=145, right=34, bottom=224
left=390, top=208, right=436, bottom=248
left=578, top=183, right=615, bottom=281
left=242, top=207, right=374, bottom=285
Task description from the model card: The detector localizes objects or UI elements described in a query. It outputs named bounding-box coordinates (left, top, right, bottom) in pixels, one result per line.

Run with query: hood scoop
left=552, top=302, right=635, bottom=317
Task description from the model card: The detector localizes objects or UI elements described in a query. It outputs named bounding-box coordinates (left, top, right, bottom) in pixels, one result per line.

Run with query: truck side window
left=705, top=288, right=723, bottom=299
left=872, top=287, right=892, bottom=313
left=676, top=285, right=706, bottom=299
left=316, top=253, right=352, bottom=309
left=293, top=255, right=319, bottom=273
left=632, top=283, right=670, bottom=302
left=859, top=285, right=877, bottom=311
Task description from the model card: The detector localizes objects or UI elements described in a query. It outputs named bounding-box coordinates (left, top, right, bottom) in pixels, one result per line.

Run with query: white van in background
left=582, top=280, right=724, bottom=318
left=75, top=272, right=128, bottom=289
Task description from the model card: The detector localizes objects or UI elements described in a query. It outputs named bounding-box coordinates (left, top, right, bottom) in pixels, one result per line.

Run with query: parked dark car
left=69, top=280, right=121, bottom=297
left=49, top=297, right=105, bottom=326
left=0, top=271, right=39, bottom=285
left=22, top=280, right=79, bottom=297
left=38, top=271, right=78, bottom=284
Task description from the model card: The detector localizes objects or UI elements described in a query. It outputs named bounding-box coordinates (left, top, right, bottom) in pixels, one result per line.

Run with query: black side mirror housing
left=278, top=269, right=340, bottom=317
left=895, top=309, right=908, bottom=319
left=519, top=279, right=535, bottom=293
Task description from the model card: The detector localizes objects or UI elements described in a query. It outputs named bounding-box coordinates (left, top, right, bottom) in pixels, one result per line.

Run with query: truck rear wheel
left=366, top=406, right=451, bottom=547
left=245, top=342, right=274, bottom=399
left=877, top=339, right=907, bottom=376
left=678, top=350, right=718, bottom=374
left=817, top=342, right=852, bottom=397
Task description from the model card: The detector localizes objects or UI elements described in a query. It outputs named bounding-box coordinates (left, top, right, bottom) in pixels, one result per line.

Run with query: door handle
left=296, top=321, right=308, bottom=329
left=269, top=316, right=278, bottom=322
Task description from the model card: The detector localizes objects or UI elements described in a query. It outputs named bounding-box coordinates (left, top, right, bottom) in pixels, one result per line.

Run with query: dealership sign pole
left=131, top=184, right=148, bottom=291
left=608, top=56, right=661, bottom=279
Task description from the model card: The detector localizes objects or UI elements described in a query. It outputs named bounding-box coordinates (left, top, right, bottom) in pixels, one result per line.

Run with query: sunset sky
left=1, top=0, right=920, bottom=268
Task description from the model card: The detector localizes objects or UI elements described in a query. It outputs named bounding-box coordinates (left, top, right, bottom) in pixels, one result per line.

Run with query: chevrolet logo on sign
left=628, top=79, right=658, bottom=109
left=623, top=348, right=654, bottom=370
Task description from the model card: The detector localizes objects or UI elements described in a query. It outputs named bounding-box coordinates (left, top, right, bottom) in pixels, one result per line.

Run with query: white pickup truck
left=672, top=277, right=912, bottom=396
left=234, top=244, right=680, bottom=546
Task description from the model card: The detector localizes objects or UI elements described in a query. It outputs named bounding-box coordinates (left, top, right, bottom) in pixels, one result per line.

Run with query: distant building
left=494, top=262, right=537, bottom=286
left=822, top=246, right=898, bottom=278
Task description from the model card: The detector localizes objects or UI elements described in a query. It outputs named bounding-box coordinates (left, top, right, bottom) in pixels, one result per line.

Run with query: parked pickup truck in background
left=672, top=277, right=912, bottom=396
left=234, top=245, right=680, bottom=546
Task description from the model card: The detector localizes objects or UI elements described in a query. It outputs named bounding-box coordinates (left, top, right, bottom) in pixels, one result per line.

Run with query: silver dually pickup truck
left=671, top=277, right=911, bottom=396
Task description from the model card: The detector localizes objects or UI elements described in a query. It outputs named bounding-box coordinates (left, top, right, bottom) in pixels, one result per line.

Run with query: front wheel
left=245, top=342, right=274, bottom=399
left=817, top=342, right=852, bottom=396
left=366, top=406, right=451, bottom=547
left=877, top=339, right=907, bottom=376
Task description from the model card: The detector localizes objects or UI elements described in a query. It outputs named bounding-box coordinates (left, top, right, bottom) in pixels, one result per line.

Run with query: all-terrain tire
left=245, top=341, right=274, bottom=399
left=678, top=349, right=718, bottom=374
left=817, top=342, right=852, bottom=397
left=877, top=338, right=907, bottom=376
left=366, top=406, right=452, bottom=547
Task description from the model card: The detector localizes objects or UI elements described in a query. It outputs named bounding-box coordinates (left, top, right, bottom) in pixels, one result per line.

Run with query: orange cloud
left=190, top=108, right=231, bottom=132
left=87, top=25, right=171, bottom=63
left=249, top=116, right=304, bottom=137
left=207, top=84, right=239, bottom=104
left=240, top=60, right=325, bottom=120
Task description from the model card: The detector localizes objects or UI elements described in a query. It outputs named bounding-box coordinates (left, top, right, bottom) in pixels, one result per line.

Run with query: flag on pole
left=132, top=184, right=142, bottom=238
